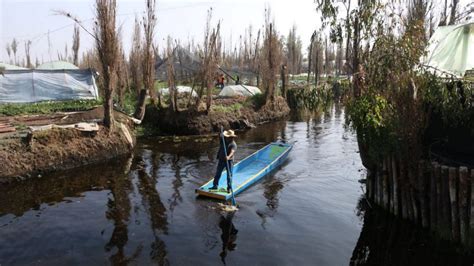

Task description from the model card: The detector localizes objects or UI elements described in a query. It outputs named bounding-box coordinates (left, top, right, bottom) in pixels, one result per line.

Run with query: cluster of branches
left=315, top=0, right=473, bottom=166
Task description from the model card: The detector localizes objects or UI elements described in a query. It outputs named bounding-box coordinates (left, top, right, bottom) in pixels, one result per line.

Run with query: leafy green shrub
left=286, top=85, right=333, bottom=110
left=422, top=77, right=473, bottom=128
left=245, top=93, right=266, bottom=109
left=0, top=100, right=102, bottom=116
left=346, top=93, right=396, bottom=159
left=211, top=103, right=243, bottom=114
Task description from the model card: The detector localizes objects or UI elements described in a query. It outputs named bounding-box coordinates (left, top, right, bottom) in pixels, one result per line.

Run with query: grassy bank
left=0, top=100, right=102, bottom=116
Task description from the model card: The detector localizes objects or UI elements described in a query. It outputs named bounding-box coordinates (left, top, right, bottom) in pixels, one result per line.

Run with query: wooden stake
left=458, top=167, right=469, bottom=244
left=408, top=169, right=417, bottom=222
left=388, top=156, right=393, bottom=213
left=430, top=162, right=439, bottom=230
left=392, top=156, right=399, bottom=216
left=400, top=162, right=408, bottom=219
left=448, top=167, right=460, bottom=241
left=419, top=161, right=428, bottom=227
left=383, top=159, right=389, bottom=208
left=441, top=166, right=451, bottom=239
left=374, top=170, right=379, bottom=204
left=470, top=169, right=474, bottom=246
left=377, top=169, right=382, bottom=205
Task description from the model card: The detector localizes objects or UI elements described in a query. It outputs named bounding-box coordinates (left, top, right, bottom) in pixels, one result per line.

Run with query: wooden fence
left=366, top=156, right=474, bottom=245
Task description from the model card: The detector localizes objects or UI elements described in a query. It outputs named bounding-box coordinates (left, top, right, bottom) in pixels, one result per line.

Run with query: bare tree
left=5, top=43, right=11, bottom=64
left=285, top=25, right=303, bottom=75
left=94, top=0, right=119, bottom=128
left=64, top=43, right=68, bottom=61
left=195, top=9, right=221, bottom=112
left=142, top=0, right=157, bottom=104
left=116, top=40, right=129, bottom=108
left=166, top=38, right=178, bottom=112
left=312, top=34, right=324, bottom=85
left=261, top=8, right=282, bottom=104
left=134, top=0, right=157, bottom=120
left=72, top=25, right=80, bottom=66
left=24, top=40, right=32, bottom=68
left=11, top=39, right=18, bottom=65
left=335, top=40, right=343, bottom=76
left=129, top=16, right=142, bottom=94
left=307, top=31, right=316, bottom=83
left=448, top=0, right=459, bottom=25
left=343, top=0, right=352, bottom=74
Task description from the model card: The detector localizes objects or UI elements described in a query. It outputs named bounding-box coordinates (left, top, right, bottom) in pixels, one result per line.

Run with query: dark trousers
left=213, top=160, right=233, bottom=188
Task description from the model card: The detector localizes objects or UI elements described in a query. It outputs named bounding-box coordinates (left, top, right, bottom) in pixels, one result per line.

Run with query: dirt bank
left=145, top=96, right=290, bottom=135
left=0, top=108, right=136, bottom=181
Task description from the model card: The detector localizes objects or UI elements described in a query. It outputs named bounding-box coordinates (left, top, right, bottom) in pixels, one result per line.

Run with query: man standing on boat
left=210, top=130, right=237, bottom=192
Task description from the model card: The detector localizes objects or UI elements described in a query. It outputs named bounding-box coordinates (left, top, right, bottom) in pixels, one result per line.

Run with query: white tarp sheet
left=160, top=86, right=198, bottom=97
left=0, top=69, right=99, bottom=103
left=422, top=23, right=474, bottom=77
left=218, top=85, right=261, bottom=97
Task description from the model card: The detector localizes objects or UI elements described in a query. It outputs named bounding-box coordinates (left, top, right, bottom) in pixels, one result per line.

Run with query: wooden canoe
left=196, top=142, right=293, bottom=200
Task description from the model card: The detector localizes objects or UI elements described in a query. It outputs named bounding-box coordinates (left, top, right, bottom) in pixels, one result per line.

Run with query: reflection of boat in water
left=196, top=142, right=293, bottom=200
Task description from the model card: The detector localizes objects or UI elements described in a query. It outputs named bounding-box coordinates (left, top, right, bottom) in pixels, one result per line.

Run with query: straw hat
left=223, top=129, right=237, bottom=138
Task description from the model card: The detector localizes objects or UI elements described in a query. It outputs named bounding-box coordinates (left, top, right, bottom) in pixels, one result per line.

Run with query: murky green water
left=0, top=105, right=472, bottom=265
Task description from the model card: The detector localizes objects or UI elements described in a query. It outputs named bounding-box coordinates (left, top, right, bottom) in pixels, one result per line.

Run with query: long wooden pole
left=448, top=167, right=460, bottom=241
left=419, top=161, right=428, bottom=227
left=459, top=167, right=469, bottom=244
left=391, top=156, right=399, bottom=216
left=430, top=162, right=438, bottom=230
left=441, top=166, right=451, bottom=239
left=470, top=169, right=474, bottom=246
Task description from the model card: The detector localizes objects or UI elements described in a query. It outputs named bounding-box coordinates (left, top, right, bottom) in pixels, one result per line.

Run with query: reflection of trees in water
left=219, top=212, right=238, bottom=265
left=334, top=102, right=342, bottom=120
left=350, top=197, right=473, bottom=266
left=104, top=157, right=142, bottom=265
left=136, top=151, right=169, bottom=265
left=240, top=121, right=286, bottom=143
left=169, top=154, right=183, bottom=214
left=256, top=176, right=285, bottom=228
left=0, top=160, right=126, bottom=217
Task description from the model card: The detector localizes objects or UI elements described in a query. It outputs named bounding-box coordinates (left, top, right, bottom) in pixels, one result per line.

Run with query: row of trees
left=4, top=25, right=81, bottom=68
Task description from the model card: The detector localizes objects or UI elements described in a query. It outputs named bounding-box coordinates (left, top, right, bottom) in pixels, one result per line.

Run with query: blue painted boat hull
left=196, top=142, right=293, bottom=200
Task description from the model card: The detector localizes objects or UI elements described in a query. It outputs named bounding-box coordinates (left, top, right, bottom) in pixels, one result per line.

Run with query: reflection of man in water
left=219, top=213, right=238, bottom=264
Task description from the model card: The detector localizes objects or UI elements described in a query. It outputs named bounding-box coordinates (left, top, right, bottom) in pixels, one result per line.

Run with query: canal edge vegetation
left=315, top=0, right=474, bottom=249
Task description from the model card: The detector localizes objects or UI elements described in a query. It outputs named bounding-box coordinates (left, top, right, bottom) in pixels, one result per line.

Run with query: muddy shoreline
left=0, top=98, right=290, bottom=181
left=0, top=124, right=135, bottom=182
left=145, top=97, right=291, bottom=135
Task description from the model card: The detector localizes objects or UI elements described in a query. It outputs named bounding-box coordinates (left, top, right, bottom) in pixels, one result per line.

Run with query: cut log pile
left=0, top=123, right=16, bottom=133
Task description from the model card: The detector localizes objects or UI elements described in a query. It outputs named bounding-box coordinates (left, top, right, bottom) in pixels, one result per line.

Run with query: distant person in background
left=218, top=74, right=225, bottom=89
left=235, top=75, right=240, bottom=85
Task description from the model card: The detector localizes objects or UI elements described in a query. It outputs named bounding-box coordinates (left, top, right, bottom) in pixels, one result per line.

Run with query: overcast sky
left=0, top=0, right=319, bottom=64
left=0, top=0, right=472, bottom=65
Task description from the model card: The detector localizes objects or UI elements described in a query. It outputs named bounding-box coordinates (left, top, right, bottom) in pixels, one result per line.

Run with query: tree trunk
left=344, top=0, right=351, bottom=75
left=307, top=38, right=313, bottom=83
left=104, top=80, right=115, bottom=128
left=281, top=65, right=287, bottom=99
left=206, top=84, right=212, bottom=113
left=448, top=0, right=459, bottom=25
left=134, top=89, right=147, bottom=120
left=352, top=16, right=361, bottom=97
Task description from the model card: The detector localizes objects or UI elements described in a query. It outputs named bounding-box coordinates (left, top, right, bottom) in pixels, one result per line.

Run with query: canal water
left=0, top=105, right=472, bottom=265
